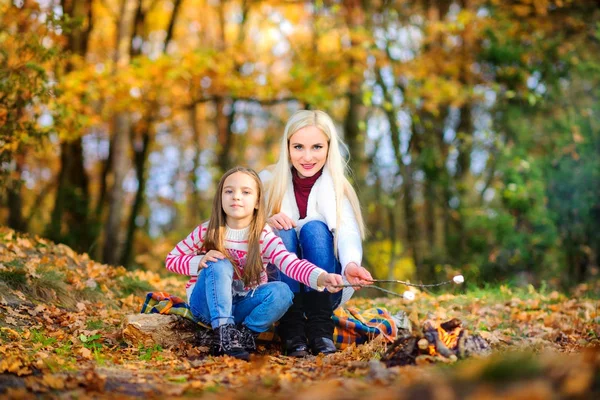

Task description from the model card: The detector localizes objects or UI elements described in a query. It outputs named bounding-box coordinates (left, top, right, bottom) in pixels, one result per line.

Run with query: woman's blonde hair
left=265, top=110, right=365, bottom=250
left=202, top=166, right=266, bottom=287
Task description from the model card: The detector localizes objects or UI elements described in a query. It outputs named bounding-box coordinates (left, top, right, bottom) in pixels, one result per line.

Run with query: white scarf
left=279, top=166, right=338, bottom=233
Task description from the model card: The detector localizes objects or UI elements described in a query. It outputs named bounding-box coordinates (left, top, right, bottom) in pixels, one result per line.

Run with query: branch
left=184, top=95, right=298, bottom=110
left=331, top=284, right=406, bottom=297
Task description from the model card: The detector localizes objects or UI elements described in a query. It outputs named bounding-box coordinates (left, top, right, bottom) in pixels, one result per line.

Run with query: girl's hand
left=267, top=212, right=297, bottom=231
left=344, top=262, right=373, bottom=289
left=317, top=272, right=344, bottom=293
left=199, top=250, right=226, bottom=269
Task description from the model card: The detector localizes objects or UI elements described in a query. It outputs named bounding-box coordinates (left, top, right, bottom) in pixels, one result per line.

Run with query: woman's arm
left=337, top=197, right=364, bottom=276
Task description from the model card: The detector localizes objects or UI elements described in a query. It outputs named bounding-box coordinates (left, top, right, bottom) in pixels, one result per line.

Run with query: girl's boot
left=215, top=324, right=250, bottom=360
left=238, top=324, right=260, bottom=353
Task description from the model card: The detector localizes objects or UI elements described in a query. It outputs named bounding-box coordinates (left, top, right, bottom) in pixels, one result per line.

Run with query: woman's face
left=288, top=126, right=329, bottom=178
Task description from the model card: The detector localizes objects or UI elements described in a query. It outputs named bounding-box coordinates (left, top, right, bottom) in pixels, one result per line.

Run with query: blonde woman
left=261, top=110, right=373, bottom=356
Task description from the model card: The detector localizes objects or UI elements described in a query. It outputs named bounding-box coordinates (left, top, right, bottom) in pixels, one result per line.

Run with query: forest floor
left=0, top=226, right=599, bottom=399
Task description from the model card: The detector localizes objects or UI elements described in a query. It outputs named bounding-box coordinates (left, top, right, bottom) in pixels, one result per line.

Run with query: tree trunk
left=119, top=0, right=182, bottom=267
left=188, top=105, right=203, bottom=222
left=387, top=203, right=398, bottom=281
left=402, top=163, right=420, bottom=279
left=424, top=179, right=436, bottom=247
left=103, top=113, right=132, bottom=265
left=215, top=98, right=235, bottom=175
left=443, top=184, right=458, bottom=261
left=120, top=128, right=151, bottom=268
left=342, top=0, right=366, bottom=186
left=94, top=140, right=112, bottom=230
left=122, top=314, right=210, bottom=349
left=344, top=91, right=364, bottom=185
left=453, top=104, right=472, bottom=259
left=48, top=140, right=91, bottom=251
left=7, top=154, right=26, bottom=232
left=102, top=0, right=136, bottom=265
left=376, top=67, right=421, bottom=280
left=48, top=0, right=93, bottom=251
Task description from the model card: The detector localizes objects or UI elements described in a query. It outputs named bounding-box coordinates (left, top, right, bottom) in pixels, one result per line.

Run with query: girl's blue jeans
left=271, top=220, right=343, bottom=309
left=189, top=258, right=293, bottom=332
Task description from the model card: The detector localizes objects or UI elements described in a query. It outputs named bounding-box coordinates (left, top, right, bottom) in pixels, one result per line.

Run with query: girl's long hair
left=265, top=110, right=365, bottom=253
left=202, top=166, right=267, bottom=287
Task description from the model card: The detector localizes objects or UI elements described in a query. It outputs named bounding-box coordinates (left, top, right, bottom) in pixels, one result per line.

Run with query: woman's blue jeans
left=189, top=258, right=293, bottom=332
left=272, top=220, right=343, bottom=341
left=273, top=221, right=342, bottom=305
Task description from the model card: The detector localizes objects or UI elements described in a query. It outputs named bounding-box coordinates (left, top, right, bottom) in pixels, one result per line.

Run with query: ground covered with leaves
left=1, top=227, right=599, bottom=399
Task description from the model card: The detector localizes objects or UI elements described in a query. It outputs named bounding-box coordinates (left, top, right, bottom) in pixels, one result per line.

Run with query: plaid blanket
left=140, top=292, right=211, bottom=329
left=140, top=292, right=398, bottom=348
left=332, top=306, right=398, bottom=349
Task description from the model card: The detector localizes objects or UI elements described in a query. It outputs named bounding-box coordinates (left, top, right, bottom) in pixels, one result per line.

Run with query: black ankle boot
left=277, top=293, right=306, bottom=340
left=309, top=337, right=337, bottom=355
left=303, top=291, right=336, bottom=354
left=238, top=325, right=259, bottom=353
left=215, top=324, right=250, bottom=361
left=282, top=335, right=309, bottom=357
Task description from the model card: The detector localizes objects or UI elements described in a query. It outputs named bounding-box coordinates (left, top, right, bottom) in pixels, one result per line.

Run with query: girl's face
left=221, top=172, right=259, bottom=229
left=288, top=126, right=329, bottom=178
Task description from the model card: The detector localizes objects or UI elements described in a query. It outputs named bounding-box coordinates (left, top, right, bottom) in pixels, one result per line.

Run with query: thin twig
left=369, top=279, right=456, bottom=288
left=331, top=284, right=405, bottom=297
left=331, top=276, right=463, bottom=296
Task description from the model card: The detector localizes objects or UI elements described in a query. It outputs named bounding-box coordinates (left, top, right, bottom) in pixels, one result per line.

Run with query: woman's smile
left=289, top=126, right=329, bottom=178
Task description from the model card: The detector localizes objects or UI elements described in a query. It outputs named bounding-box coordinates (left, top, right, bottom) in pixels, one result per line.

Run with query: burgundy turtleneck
left=292, top=168, right=323, bottom=219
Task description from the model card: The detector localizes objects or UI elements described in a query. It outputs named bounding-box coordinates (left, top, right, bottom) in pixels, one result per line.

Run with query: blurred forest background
left=1, top=0, right=598, bottom=289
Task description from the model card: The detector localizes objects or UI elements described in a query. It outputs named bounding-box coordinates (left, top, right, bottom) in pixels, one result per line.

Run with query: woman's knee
left=275, top=228, right=299, bottom=251
left=299, top=221, right=332, bottom=244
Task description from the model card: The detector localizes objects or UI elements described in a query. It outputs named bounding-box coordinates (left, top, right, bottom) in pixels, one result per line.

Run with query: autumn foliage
left=1, top=1, right=600, bottom=396
left=0, top=0, right=598, bottom=288
left=1, top=227, right=599, bottom=398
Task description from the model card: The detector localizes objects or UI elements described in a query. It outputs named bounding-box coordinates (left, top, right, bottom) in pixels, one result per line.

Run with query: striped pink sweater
left=165, top=222, right=326, bottom=300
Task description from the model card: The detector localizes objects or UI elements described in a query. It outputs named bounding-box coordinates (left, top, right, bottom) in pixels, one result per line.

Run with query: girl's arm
left=261, top=229, right=327, bottom=290
left=165, top=224, right=208, bottom=276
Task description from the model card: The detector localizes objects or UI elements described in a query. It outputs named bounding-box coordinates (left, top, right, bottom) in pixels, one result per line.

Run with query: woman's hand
left=317, top=272, right=344, bottom=293
left=344, top=262, right=373, bottom=289
left=199, top=250, right=226, bottom=269
left=267, top=212, right=297, bottom=231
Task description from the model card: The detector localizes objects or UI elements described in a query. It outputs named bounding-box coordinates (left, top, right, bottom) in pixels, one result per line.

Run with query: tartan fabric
left=140, top=292, right=211, bottom=330
left=140, top=292, right=397, bottom=347
left=332, top=306, right=398, bottom=350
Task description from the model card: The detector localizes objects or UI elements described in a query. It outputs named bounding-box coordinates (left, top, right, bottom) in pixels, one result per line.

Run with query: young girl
left=166, top=166, right=343, bottom=361
left=261, top=110, right=373, bottom=357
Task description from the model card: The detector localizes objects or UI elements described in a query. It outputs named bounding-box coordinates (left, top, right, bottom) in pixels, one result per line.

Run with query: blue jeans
left=273, top=220, right=342, bottom=308
left=189, top=259, right=293, bottom=332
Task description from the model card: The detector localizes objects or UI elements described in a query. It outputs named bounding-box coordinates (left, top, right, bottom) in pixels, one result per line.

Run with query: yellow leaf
left=78, top=347, right=92, bottom=360
left=0, top=327, right=20, bottom=339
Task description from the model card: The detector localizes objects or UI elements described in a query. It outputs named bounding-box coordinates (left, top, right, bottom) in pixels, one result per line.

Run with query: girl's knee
left=269, top=282, right=294, bottom=306
left=204, top=258, right=233, bottom=277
